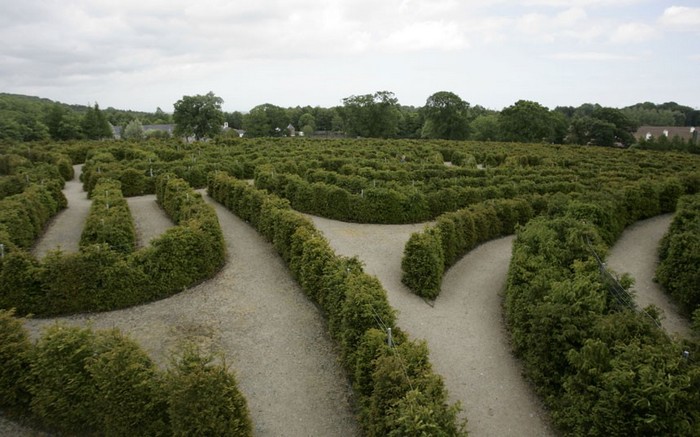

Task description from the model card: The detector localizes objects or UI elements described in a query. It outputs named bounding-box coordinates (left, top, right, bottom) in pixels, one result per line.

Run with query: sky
left=0, top=0, right=698, bottom=113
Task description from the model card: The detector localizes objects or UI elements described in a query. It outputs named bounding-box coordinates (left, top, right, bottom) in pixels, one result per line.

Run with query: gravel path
left=31, top=165, right=90, bottom=258
left=126, top=195, right=174, bottom=248
left=606, top=214, right=691, bottom=338
left=307, top=216, right=554, bottom=437
left=5, top=187, right=359, bottom=435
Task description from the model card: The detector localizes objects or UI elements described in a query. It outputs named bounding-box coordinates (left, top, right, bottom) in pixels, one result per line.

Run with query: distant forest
left=0, top=92, right=698, bottom=148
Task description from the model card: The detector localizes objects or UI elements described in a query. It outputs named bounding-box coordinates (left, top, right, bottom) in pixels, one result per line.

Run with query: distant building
left=635, top=126, right=698, bottom=143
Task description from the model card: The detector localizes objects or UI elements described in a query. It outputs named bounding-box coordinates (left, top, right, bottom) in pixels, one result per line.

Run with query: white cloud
left=610, top=22, right=658, bottom=44
left=380, top=21, right=469, bottom=52
left=660, top=6, right=700, bottom=31
left=548, top=51, right=640, bottom=61
left=524, top=0, right=643, bottom=6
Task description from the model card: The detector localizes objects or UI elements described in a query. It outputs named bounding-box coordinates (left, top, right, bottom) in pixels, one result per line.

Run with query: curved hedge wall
left=0, top=309, right=252, bottom=436
left=207, top=171, right=466, bottom=436
left=656, top=193, right=700, bottom=317
left=504, top=184, right=700, bottom=435
left=0, top=175, right=226, bottom=316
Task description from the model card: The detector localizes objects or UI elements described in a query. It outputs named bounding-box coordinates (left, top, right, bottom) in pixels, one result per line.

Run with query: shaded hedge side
left=208, top=171, right=466, bottom=436
left=656, top=193, right=700, bottom=315
left=0, top=175, right=226, bottom=316
left=0, top=310, right=252, bottom=436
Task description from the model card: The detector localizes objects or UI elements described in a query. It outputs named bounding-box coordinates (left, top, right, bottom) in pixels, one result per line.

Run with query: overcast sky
left=1, top=0, right=698, bottom=113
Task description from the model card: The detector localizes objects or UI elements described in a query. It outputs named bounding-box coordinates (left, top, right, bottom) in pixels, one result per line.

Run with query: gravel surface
left=126, top=195, right=174, bottom=248
left=5, top=181, right=359, bottom=436
left=606, top=214, right=691, bottom=338
left=307, top=216, right=553, bottom=437
left=31, top=165, right=90, bottom=259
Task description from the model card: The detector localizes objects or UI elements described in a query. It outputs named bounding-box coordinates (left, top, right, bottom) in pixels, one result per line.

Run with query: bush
left=87, top=329, right=169, bottom=436
left=0, top=309, right=31, bottom=410
left=27, top=325, right=100, bottom=433
left=166, top=344, right=252, bottom=437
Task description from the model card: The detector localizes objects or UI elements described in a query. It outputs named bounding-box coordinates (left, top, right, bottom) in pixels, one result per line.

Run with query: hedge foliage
left=0, top=159, right=67, bottom=249
left=504, top=183, right=700, bottom=435
left=0, top=175, right=226, bottom=316
left=402, top=197, right=539, bottom=299
left=0, top=312, right=251, bottom=436
left=80, top=178, right=137, bottom=253
left=656, top=193, right=700, bottom=314
left=208, top=171, right=466, bottom=436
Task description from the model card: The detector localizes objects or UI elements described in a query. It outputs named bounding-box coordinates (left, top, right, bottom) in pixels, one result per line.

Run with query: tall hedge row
left=0, top=310, right=252, bottom=436
left=0, top=175, right=226, bottom=316
left=80, top=178, right=137, bottom=253
left=208, top=171, right=466, bottom=436
left=656, top=193, right=700, bottom=314
left=401, top=197, right=541, bottom=299
left=504, top=182, right=700, bottom=435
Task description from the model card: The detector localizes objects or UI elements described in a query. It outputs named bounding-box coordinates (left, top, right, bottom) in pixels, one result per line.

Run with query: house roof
left=635, top=125, right=697, bottom=140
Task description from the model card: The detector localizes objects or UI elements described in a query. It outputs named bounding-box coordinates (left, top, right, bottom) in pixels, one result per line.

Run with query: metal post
left=0, top=243, right=4, bottom=259
left=387, top=328, right=393, bottom=348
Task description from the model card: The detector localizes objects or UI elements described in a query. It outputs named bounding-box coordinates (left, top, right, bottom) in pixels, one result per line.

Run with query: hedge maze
left=1, top=138, right=700, bottom=435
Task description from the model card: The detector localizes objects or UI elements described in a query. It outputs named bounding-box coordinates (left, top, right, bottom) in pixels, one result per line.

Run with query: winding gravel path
left=606, top=214, right=691, bottom=338
left=308, top=216, right=554, bottom=437
left=7, top=179, right=359, bottom=436
left=31, top=165, right=90, bottom=258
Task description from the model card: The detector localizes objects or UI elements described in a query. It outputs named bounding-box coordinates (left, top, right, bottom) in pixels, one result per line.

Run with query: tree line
left=2, top=91, right=699, bottom=149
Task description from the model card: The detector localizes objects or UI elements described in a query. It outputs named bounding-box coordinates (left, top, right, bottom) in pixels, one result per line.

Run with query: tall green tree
left=341, top=91, right=400, bottom=138
left=173, top=92, right=224, bottom=140
left=81, top=103, right=113, bottom=140
left=122, top=119, right=145, bottom=141
left=45, top=104, right=83, bottom=140
left=242, top=104, right=289, bottom=137
left=590, top=107, right=637, bottom=146
left=421, top=91, right=470, bottom=140
left=499, top=100, right=559, bottom=143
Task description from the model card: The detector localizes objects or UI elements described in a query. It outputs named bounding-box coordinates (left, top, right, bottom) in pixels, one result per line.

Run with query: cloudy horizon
left=1, top=0, right=698, bottom=113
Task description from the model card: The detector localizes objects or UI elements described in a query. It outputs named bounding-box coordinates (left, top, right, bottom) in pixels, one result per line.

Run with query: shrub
left=87, top=329, right=169, bottom=436
left=27, top=325, right=100, bottom=433
left=166, top=344, right=252, bottom=437
left=0, top=309, right=31, bottom=410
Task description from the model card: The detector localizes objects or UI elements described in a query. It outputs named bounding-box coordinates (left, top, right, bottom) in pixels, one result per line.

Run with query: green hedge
left=0, top=181, right=66, bottom=249
left=656, top=193, right=700, bottom=313
left=401, top=197, right=539, bottom=299
left=0, top=175, right=226, bottom=316
left=0, top=312, right=252, bottom=436
left=80, top=178, right=137, bottom=253
left=208, top=171, right=466, bottom=436
left=503, top=185, right=700, bottom=435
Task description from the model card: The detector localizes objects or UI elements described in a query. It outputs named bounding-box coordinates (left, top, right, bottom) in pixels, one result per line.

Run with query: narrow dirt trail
left=126, top=195, right=174, bottom=247
left=308, top=216, right=554, bottom=437
left=606, top=214, right=691, bottom=338
left=32, top=165, right=90, bottom=258
left=15, top=197, right=359, bottom=437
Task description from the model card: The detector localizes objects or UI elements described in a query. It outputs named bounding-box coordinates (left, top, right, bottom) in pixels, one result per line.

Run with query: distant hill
left=0, top=93, right=172, bottom=142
